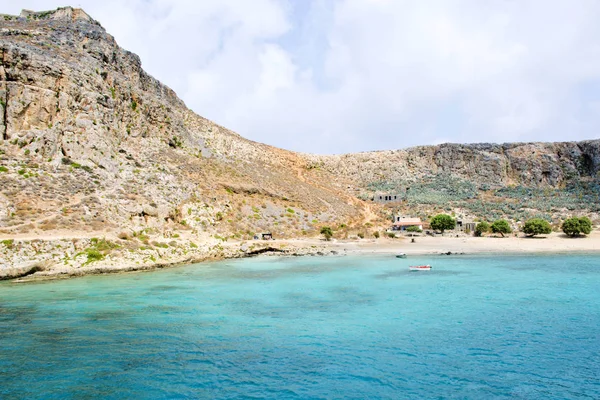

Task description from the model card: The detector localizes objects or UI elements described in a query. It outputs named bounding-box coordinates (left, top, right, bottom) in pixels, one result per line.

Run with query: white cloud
left=3, top=0, right=600, bottom=153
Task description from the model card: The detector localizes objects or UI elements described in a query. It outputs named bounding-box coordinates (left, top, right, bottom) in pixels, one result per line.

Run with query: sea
left=0, top=254, right=599, bottom=399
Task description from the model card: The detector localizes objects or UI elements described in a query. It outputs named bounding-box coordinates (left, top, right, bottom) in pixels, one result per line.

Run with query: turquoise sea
left=1, top=254, right=599, bottom=399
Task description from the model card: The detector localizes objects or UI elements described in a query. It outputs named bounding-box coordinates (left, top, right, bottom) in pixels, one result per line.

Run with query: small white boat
left=395, top=253, right=407, bottom=258
left=409, top=265, right=431, bottom=271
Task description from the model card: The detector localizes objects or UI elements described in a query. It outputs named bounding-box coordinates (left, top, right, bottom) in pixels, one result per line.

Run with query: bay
left=0, top=254, right=599, bottom=399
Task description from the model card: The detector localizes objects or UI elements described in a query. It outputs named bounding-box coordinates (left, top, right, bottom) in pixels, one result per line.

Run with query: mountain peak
left=17, top=7, right=95, bottom=23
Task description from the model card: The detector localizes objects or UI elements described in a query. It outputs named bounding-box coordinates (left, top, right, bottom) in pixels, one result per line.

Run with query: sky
left=3, top=1, right=600, bottom=154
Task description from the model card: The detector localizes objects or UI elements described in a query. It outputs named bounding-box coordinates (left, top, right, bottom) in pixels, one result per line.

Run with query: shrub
left=474, top=221, right=490, bottom=237
left=406, top=226, right=422, bottom=233
left=562, top=216, right=592, bottom=237
left=373, top=231, right=380, bottom=239
left=430, top=214, right=456, bottom=233
left=320, top=226, right=333, bottom=241
left=491, top=220, right=512, bottom=237
left=86, top=239, right=120, bottom=260
left=522, top=218, right=552, bottom=237
left=85, top=248, right=104, bottom=263
left=357, top=232, right=365, bottom=239
left=0, top=166, right=8, bottom=172
left=387, top=232, right=396, bottom=238
left=169, top=136, right=183, bottom=148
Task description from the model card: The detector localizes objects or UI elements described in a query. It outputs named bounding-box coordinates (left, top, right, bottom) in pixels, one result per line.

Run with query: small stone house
left=456, top=219, right=476, bottom=233
left=392, top=217, right=423, bottom=231
left=373, top=194, right=401, bottom=203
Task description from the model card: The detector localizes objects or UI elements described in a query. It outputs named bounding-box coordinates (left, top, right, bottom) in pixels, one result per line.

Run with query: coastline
left=2, top=231, right=599, bottom=283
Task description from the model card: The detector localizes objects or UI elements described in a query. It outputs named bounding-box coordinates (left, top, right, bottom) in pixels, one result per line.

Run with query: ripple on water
left=0, top=254, right=598, bottom=399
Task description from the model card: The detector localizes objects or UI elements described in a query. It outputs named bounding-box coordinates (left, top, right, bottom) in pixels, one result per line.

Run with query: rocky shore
left=0, top=236, right=344, bottom=282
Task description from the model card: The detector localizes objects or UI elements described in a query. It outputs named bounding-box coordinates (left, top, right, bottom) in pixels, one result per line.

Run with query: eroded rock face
left=309, top=140, right=600, bottom=189
left=0, top=7, right=363, bottom=241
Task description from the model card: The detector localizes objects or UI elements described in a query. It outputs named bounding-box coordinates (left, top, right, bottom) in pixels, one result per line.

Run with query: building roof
left=393, top=218, right=422, bottom=226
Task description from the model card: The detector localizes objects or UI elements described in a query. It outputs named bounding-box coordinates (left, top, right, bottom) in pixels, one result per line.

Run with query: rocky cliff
left=0, top=7, right=366, bottom=241
left=0, top=7, right=599, bottom=278
left=310, top=140, right=600, bottom=189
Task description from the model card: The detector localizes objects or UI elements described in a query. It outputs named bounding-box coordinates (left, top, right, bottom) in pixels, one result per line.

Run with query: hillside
left=308, top=140, right=600, bottom=222
left=1, top=7, right=599, bottom=279
left=0, top=8, right=370, bottom=238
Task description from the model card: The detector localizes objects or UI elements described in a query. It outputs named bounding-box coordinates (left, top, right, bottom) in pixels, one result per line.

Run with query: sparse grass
left=83, top=248, right=104, bottom=264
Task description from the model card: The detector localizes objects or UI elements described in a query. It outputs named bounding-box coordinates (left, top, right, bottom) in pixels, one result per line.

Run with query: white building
left=392, top=217, right=423, bottom=231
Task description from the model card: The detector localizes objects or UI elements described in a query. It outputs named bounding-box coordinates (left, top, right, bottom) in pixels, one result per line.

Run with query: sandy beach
left=283, top=231, right=600, bottom=256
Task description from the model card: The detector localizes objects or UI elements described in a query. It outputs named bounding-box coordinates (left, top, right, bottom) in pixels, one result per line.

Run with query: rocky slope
left=0, top=8, right=367, bottom=237
left=0, top=7, right=598, bottom=279
left=310, top=141, right=600, bottom=189
left=308, top=140, right=600, bottom=222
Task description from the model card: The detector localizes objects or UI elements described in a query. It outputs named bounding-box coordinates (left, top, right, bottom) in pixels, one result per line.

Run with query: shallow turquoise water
left=1, top=254, right=599, bottom=399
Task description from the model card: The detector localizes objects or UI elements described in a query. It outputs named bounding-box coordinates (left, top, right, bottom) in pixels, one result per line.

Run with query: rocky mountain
left=310, top=141, right=600, bottom=189
left=0, top=7, right=367, bottom=239
left=308, top=140, right=600, bottom=223
left=0, top=7, right=598, bottom=279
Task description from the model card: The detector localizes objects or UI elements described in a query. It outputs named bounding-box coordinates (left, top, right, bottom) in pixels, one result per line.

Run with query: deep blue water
left=0, top=254, right=599, bottom=399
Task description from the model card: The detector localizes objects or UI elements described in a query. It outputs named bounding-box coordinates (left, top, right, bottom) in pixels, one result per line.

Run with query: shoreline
left=2, top=232, right=599, bottom=283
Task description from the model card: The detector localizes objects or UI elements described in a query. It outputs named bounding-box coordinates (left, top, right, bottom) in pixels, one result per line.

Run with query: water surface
left=1, top=254, right=599, bottom=399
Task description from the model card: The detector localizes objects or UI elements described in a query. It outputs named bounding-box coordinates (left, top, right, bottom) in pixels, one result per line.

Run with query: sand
left=283, top=231, right=600, bottom=256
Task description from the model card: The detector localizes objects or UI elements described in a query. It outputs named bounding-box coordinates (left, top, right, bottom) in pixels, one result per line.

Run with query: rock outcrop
left=309, top=141, right=600, bottom=189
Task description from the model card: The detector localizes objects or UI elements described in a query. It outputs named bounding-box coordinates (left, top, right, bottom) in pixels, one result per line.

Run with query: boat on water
left=409, top=265, right=431, bottom=271
left=395, top=253, right=407, bottom=258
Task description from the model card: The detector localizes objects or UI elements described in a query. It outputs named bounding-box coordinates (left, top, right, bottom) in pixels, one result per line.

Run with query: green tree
left=522, top=218, right=552, bottom=237
left=579, top=216, right=592, bottom=235
left=474, top=221, right=490, bottom=237
left=562, top=216, right=592, bottom=237
left=406, top=225, right=422, bottom=233
left=491, top=219, right=512, bottom=237
left=320, top=226, right=333, bottom=241
left=430, top=214, right=456, bottom=234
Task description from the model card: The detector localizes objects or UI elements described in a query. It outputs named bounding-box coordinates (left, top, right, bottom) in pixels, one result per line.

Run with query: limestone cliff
left=0, top=7, right=364, bottom=244
left=310, top=141, right=600, bottom=189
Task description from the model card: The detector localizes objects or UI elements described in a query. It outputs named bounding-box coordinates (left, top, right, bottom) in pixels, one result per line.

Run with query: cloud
left=3, top=0, right=600, bottom=153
